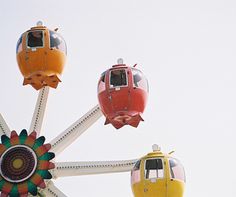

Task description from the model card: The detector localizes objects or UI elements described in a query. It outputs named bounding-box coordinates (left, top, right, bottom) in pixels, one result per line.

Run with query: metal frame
left=0, top=86, right=138, bottom=196
left=0, top=113, right=11, bottom=136
left=50, top=104, right=102, bottom=156
left=51, top=159, right=137, bottom=179
left=29, top=86, right=49, bottom=136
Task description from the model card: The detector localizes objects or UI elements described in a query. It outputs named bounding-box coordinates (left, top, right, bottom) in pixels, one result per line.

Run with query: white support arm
left=40, top=181, right=67, bottom=197
left=51, top=159, right=137, bottom=179
left=0, top=113, right=11, bottom=136
left=50, top=105, right=102, bottom=156
left=29, top=86, right=49, bottom=136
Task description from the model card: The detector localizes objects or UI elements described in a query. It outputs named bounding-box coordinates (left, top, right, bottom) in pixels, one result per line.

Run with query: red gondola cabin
left=97, top=59, right=148, bottom=129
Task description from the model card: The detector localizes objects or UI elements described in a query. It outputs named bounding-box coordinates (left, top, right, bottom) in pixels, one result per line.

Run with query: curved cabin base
left=23, top=72, right=61, bottom=90
left=104, top=111, right=144, bottom=129
left=132, top=181, right=185, bottom=197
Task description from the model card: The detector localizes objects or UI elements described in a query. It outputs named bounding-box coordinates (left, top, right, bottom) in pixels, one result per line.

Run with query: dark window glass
left=98, top=72, right=106, bottom=93
left=133, top=160, right=141, bottom=171
left=50, top=31, right=67, bottom=54
left=145, top=159, right=164, bottom=179
left=27, top=31, right=43, bottom=48
left=110, top=69, right=127, bottom=87
left=131, top=68, right=149, bottom=92
left=131, top=160, right=141, bottom=184
left=169, top=158, right=186, bottom=182
left=16, top=35, right=23, bottom=53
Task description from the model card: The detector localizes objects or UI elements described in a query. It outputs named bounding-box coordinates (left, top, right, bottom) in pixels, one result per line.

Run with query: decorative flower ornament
left=0, top=130, right=55, bottom=196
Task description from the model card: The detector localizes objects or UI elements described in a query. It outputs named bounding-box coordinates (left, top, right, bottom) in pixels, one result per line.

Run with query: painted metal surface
left=0, top=113, right=11, bottom=136
left=29, top=86, right=49, bottom=136
left=16, top=23, right=66, bottom=90
left=51, top=160, right=137, bottom=178
left=98, top=62, right=148, bottom=129
left=131, top=147, right=185, bottom=197
left=50, top=105, right=102, bottom=156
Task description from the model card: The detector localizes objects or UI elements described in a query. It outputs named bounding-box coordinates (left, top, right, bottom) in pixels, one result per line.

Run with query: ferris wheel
left=0, top=22, right=186, bottom=197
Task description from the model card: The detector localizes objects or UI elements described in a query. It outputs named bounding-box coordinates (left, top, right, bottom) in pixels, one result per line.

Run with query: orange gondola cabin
left=16, top=21, right=67, bottom=90
left=97, top=59, right=148, bottom=129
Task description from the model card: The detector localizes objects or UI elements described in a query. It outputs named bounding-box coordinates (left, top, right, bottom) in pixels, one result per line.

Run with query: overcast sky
left=1, top=0, right=236, bottom=196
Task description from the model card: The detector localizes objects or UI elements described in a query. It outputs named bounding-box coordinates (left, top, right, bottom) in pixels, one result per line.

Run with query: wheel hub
left=0, top=145, right=37, bottom=183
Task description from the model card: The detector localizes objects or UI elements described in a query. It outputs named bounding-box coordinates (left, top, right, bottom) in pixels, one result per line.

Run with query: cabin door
left=25, top=30, right=46, bottom=74
left=144, top=158, right=167, bottom=197
left=108, top=68, right=131, bottom=113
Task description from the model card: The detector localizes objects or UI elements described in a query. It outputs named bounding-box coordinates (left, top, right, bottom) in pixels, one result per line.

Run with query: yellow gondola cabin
left=131, top=145, right=186, bottom=197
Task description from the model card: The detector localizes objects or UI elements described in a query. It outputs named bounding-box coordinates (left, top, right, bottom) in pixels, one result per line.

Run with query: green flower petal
left=9, top=184, right=18, bottom=197
left=1, top=135, right=11, bottom=148
left=39, top=152, right=55, bottom=161
left=37, top=170, right=52, bottom=179
left=33, top=136, right=46, bottom=149
left=28, top=181, right=38, bottom=196
left=0, top=179, right=6, bottom=190
left=19, top=129, right=28, bottom=144
left=19, top=129, right=27, bottom=137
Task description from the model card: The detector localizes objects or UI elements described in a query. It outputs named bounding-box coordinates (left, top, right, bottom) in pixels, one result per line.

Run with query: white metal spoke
left=0, top=113, right=11, bottom=136
left=51, top=159, right=137, bottom=178
left=29, top=86, right=49, bottom=136
left=40, top=181, right=67, bottom=197
left=50, top=105, right=102, bottom=156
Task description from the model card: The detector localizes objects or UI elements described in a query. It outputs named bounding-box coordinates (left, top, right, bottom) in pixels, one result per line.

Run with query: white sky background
left=0, top=0, right=236, bottom=196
